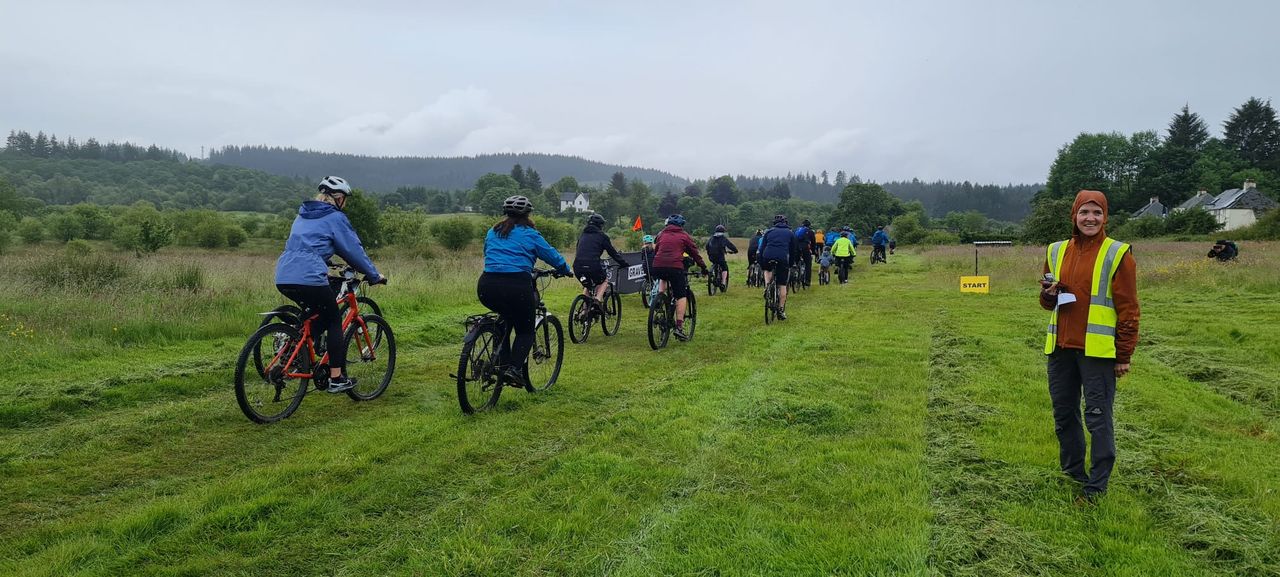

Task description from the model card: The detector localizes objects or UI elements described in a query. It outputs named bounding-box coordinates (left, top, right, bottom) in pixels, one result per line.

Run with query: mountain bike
left=454, top=269, right=564, bottom=414
left=647, top=270, right=699, bottom=350
left=234, top=275, right=395, bottom=424
left=252, top=265, right=384, bottom=379
left=747, top=261, right=763, bottom=287
left=764, top=273, right=780, bottom=324
left=837, top=256, right=853, bottom=284
left=569, top=263, right=621, bottom=344
left=788, top=262, right=802, bottom=293
left=818, top=266, right=831, bottom=285
left=871, top=245, right=887, bottom=264
left=707, top=261, right=727, bottom=295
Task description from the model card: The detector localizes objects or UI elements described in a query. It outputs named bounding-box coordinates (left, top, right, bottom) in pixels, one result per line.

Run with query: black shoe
left=326, top=376, right=357, bottom=393
left=777, top=308, right=787, bottom=320
left=501, top=366, right=532, bottom=391
left=673, top=325, right=689, bottom=341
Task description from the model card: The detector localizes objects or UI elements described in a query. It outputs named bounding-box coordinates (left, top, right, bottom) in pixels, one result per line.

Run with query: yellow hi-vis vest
left=1044, top=237, right=1130, bottom=358
left=831, top=237, right=856, bottom=257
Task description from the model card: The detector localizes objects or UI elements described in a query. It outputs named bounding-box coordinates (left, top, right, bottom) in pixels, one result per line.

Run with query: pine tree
left=610, top=171, right=627, bottom=195
left=33, top=131, right=50, bottom=158
left=1166, top=104, right=1209, bottom=150
left=510, top=164, right=525, bottom=188
left=834, top=170, right=848, bottom=189
left=524, top=168, right=542, bottom=193
left=1223, top=97, right=1280, bottom=166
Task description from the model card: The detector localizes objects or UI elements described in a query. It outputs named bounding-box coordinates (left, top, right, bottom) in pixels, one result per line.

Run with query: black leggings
left=277, top=284, right=345, bottom=369
left=477, top=272, right=537, bottom=367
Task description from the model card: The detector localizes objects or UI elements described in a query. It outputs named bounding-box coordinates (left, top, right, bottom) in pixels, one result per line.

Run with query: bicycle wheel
left=235, top=322, right=309, bottom=424
left=457, top=322, right=502, bottom=414
left=252, top=305, right=302, bottom=379
left=344, top=314, right=395, bottom=401
left=601, top=289, right=622, bottom=336
left=684, top=291, right=697, bottom=341
left=707, top=269, right=716, bottom=296
left=764, top=283, right=776, bottom=325
left=639, top=278, right=653, bottom=309
left=568, top=294, right=593, bottom=344
left=526, top=314, right=563, bottom=391
left=647, top=293, right=670, bottom=350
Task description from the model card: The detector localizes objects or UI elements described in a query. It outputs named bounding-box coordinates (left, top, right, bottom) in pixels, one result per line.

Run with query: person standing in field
left=1039, top=189, right=1139, bottom=502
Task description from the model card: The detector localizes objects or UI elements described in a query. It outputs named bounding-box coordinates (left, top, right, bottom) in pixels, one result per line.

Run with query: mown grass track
left=2, top=241, right=1277, bottom=575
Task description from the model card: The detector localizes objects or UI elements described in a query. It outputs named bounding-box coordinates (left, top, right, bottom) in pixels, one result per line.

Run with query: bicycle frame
left=272, top=289, right=371, bottom=380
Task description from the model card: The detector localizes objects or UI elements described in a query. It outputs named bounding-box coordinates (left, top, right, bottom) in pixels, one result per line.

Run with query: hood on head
left=1071, top=190, right=1109, bottom=237
left=299, top=200, right=338, bottom=219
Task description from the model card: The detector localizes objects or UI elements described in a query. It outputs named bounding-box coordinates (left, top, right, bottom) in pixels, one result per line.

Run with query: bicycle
left=234, top=274, right=395, bottom=424
left=569, top=263, right=621, bottom=344
left=252, top=265, right=384, bottom=379
left=746, top=261, right=762, bottom=287
left=454, top=269, right=564, bottom=414
left=871, top=245, right=887, bottom=264
left=707, top=261, right=728, bottom=295
left=647, top=269, right=699, bottom=350
left=837, top=256, right=853, bottom=284
left=818, top=266, right=831, bottom=285
left=788, top=262, right=802, bottom=293
left=763, top=272, right=780, bottom=325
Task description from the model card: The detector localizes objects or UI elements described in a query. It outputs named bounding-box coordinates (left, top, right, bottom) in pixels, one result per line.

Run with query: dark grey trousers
left=1047, top=348, right=1117, bottom=495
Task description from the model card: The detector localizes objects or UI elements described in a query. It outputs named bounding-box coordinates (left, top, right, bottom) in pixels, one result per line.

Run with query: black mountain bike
left=648, top=270, right=699, bottom=350
left=872, top=245, right=887, bottom=264
left=454, top=269, right=565, bottom=414
left=788, top=262, right=802, bottom=293
left=569, top=264, right=621, bottom=344
left=837, top=257, right=853, bottom=284
left=763, top=274, right=780, bottom=325
left=746, top=262, right=763, bottom=287
left=707, top=261, right=727, bottom=295
left=818, top=266, right=831, bottom=285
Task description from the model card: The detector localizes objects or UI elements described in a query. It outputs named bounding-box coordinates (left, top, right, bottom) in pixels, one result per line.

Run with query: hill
left=207, top=146, right=690, bottom=192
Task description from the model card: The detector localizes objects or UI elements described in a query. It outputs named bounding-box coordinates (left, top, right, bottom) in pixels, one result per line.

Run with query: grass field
left=2, top=239, right=1278, bottom=576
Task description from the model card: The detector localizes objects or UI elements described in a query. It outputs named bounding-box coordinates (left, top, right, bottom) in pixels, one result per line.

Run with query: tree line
left=5, top=130, right=189, bottom=163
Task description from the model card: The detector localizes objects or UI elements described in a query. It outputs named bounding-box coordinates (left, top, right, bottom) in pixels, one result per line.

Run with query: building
left=559, top=191, right=591, bottom=213
left=1206, top=179, right=1278, bottom=231
left=1131, top=196, right=1168, bottom=219
left=1173, top=190, right=1215, bottom=213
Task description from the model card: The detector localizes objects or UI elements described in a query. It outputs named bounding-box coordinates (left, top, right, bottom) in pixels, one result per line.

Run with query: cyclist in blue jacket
left=479, top=195, right=572, bottom=388
left=872, top=225, right=889, bottom=263
left=275, top=176, right=386, bottom=393
left=760, top=214, right=799, bottom=319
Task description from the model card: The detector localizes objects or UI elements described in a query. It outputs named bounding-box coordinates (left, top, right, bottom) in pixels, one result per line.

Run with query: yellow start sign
left=960, top=275, right=990, bottom=293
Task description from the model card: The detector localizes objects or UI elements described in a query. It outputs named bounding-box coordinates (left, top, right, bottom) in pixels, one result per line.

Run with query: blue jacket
left=760, top=224, right=797, bottom=263
left=275, top=201, right=380, bottom=286
left=483, top=224, right=570, bottom=274
left=872, top=230, right=889, bottom=246
left=825, top=230, right=840, bottom=246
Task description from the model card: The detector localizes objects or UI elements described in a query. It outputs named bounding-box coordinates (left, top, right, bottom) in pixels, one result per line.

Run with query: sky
left=2, top=0, right=1278, bottom=184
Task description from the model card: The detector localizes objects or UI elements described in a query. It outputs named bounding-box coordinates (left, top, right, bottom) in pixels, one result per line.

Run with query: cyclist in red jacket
left=651, top=214, right=706, bottom=340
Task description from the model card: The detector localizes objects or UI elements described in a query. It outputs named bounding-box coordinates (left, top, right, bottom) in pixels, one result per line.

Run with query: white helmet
left=318, top=176, right=352, bottom=196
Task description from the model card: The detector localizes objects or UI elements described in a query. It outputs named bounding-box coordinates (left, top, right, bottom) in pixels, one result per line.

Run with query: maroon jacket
left=652, top=224, right=706, bottom=269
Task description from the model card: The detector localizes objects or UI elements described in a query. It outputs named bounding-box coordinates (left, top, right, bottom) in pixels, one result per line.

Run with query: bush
left=920, top=230, right=962, bottom=245
left=27, top=252, right=133, bottom=292
left=1114, top=215, right=1165, bottom=239
left=155, top=264, right=205, bottom=292
left=430, top=216, right=478, bottom=251
left=64, top=239, right=94, bottom=257
left=50, top=213, right=84, bottom=242
left=1165, top=207, right=1221, bottom=235
left=18, top=217, right=44, bottom=244
left=537, top=219, right=575, bottom=249
left=0, top=212, right=13, bottom=254
left=1234, top=208, right=1280, bottom=240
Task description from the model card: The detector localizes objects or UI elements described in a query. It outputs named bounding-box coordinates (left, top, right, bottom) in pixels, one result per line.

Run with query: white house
left=1206, top=179, right=1278, bottom=231
left=559, top=191, right=590, bottom=213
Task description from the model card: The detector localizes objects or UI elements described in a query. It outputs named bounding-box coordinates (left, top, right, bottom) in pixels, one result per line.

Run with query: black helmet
left=773, top=214, right=788, bottom=225
left=587, top=213, right=606, bottom=227
left=666, top=214, right=686, bottom=227
left=502, top=195, right=534, bottom=215
left=714, top=224, right=726, bottom=233
left=802, top=219, right=811, bottom=227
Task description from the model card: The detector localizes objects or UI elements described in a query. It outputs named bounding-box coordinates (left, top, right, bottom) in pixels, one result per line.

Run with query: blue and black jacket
left=275, top=201, right=381, bottom=286
left=483, top=224, right=570, bottom=275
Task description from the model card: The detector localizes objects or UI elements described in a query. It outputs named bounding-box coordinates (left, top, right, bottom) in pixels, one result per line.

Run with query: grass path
left=3, top=246, right=1278, bottom=575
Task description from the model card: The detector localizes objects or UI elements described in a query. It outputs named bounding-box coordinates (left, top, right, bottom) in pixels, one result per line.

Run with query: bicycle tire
left=568, top=294, right=593, bottom=344
left=526, top=315, right=564, bottom=391
left=344, top=314, right=396, bottom=401
left=647, top=293, right=670, bottom=350
left=340, top=296, right=386, bottom=348
left=639, top=278, right=653, bottom=309
left=252, top=305, right=302, bottom=379
left=235, top=322, right=309, bottom=424
left=457, top=322, right=501, bottom=414
left=601, top=290, right=621, bottom=336
left=684, top=291, right=697, bottom=341
left=764, top=283, right=776, bottom=325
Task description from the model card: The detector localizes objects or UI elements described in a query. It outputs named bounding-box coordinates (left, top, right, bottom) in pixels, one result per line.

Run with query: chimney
left=1243, top=179, right=1256, bottom=190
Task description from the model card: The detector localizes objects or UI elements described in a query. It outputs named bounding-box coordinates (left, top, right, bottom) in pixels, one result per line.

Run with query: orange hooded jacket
left=1039, top=190, right=1140, bottom=363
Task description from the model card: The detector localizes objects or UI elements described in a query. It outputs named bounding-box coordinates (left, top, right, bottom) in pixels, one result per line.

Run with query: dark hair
left=493, top=214, right=536, bottom=238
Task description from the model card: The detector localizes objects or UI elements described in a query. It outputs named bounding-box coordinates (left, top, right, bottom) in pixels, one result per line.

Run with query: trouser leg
left=1047, top=349, right=1088, bottom=483
left=1081, top=355, right=1117, bottom=494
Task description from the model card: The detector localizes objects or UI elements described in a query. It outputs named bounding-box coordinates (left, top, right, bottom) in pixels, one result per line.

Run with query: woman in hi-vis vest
left=1039, top=189, right=1140, bottom=503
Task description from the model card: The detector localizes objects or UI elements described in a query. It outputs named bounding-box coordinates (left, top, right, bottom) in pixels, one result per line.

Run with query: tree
left=829, top=183, right=905, bottom=235
left=1164, top=207, right=1221, bottom=235
left=1167, top=104, right=1210, bottom=150
left=510, top=164, right=526, bottom=188
left=658, top=192, right=680, bottom=217
left=834, top=170, right=848, bottom=190
left=112, top=202, right=174, bottom=255
left=682, top=184, right=702, bottom=198
left=342, top=189, right=383, bottom=247
left=1020, top=197, right=1074, bottom=245
left=1222, top=97, right=1280, bottom=167
left=1044, top=131, right=1158, bottom=212
left=18, top=217, right=44, bottom=244
left=707, top=175, right=740, bottom=205
left=524, top=168, right=542, bottom=193
left=610, top=172, right=627, bottom=196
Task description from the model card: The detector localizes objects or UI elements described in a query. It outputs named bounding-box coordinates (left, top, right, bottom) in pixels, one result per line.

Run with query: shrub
left=155, top=264, right=205, bottom=292
left=430, top=216, right=478, bottom=251
left=1114, top=215, right=1165, bottom=239
left=1165, top=207, right=1221, bottom=235
left=921, top=230, right=962, bottom=245
left=27, top=252, right=133, bottom=292
left=50, top=213, right=84, bottom=242
left=0, top=212, right=13, bottom=254
left=18, top=217, right=44, bottom=244
left=538, top=219, right=574, bottom=249
left=64, top=239, right=94, bottom=257
left=1234, top=208, right=1280, bottom=240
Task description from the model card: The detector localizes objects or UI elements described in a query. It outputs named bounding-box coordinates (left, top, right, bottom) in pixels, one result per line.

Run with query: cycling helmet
left=666, top=214, right=686, bottom=227
left=502, top=195, right=534, bottom=215
left=714, top=224, right=726, bottom=233
left=773, top=214, right=788, bottom=225
left=642, top=234, right=655, bottom=243
left=802, top=219, right=811, bottom=227
left=318, top=176, right=352, bottom=196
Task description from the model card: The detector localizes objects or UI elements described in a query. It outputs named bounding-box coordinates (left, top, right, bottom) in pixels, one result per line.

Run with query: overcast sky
left=3, top=0, right=1277, bottom=184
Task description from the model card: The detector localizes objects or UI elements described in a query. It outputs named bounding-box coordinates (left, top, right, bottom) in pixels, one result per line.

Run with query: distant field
left=2, top=240, right=1277, bottom=576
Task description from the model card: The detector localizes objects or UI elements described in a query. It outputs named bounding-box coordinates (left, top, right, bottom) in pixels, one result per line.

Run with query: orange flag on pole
left=632, top=216, right=643, bottom=231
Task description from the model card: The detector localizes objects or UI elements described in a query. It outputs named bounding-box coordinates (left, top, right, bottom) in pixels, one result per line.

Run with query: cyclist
left=818, top=245, right=834, bottom=282
left=705, top=224, right=739, bottom=290
left=831, top=230, right=856, bottom=284
left=795, top=219, right=816, bottom=287
left=478, top=195, right=572, bottom=387
left=760, top=214, right=798, bottom=319
left=573, top=213, right=628, bottom=317
left=824, top=227, right=841, bottom=251
left=652, top=214, right=706, bottom=340
left=872, top=225, right=889, bottom=263
left=274, top=176, right=386, bottom=393
left=844, top=225, right=859, bottom=248
left=813, top=227, right=825, bottom=258
left=746, top=228, right=763, bottom=283
left=640, top=234, right=657, bottom=275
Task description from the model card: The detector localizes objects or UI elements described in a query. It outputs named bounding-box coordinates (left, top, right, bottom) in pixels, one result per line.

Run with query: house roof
left=1209, top=187, right=1278, bottom=212
left=559, top=191, right=590, bottom=202
left=1132, top=198, right=1167, bottom=218
left=1176, top=191, right=1215, bottom=211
